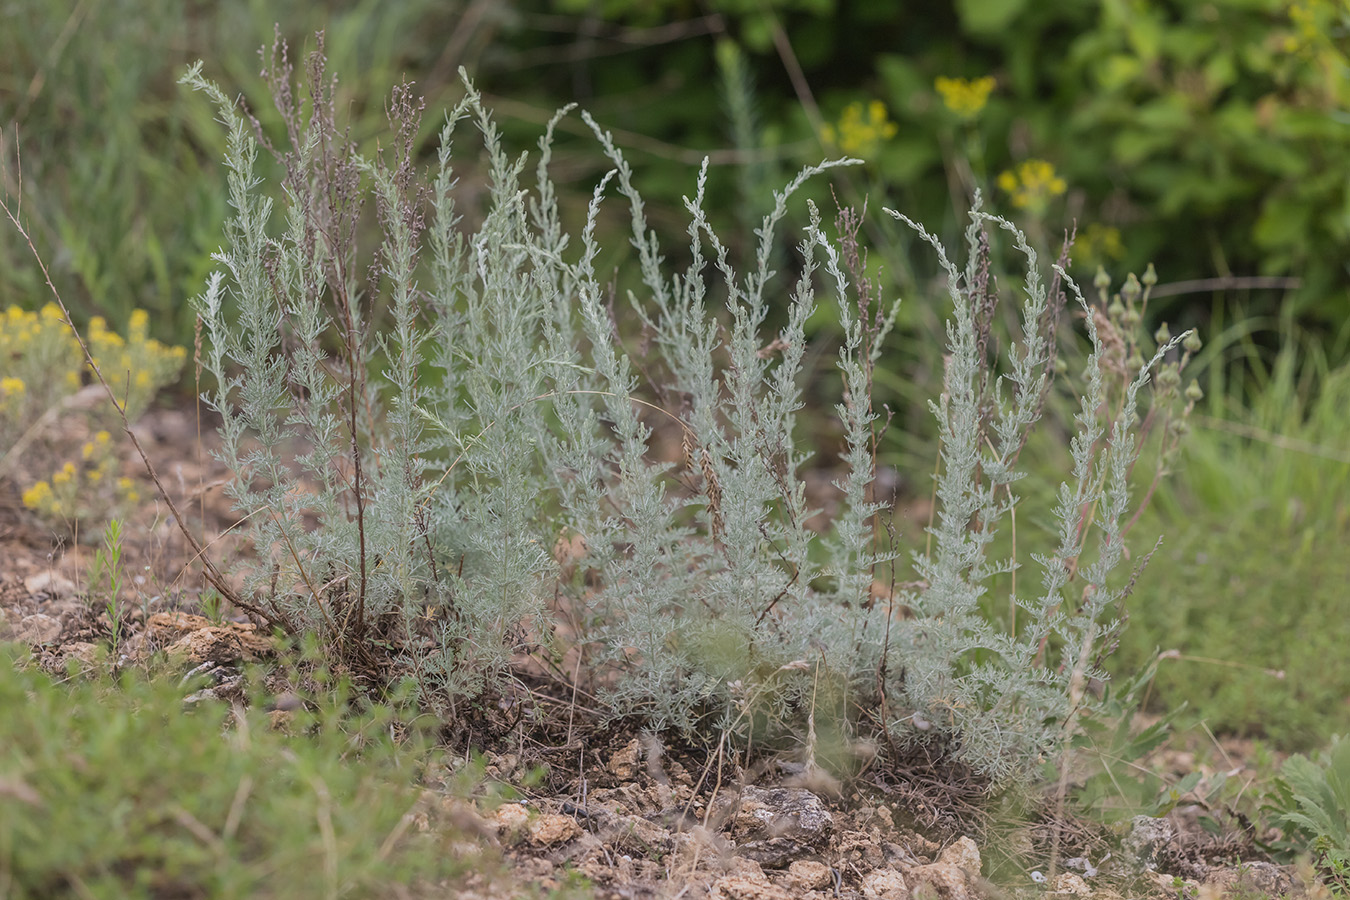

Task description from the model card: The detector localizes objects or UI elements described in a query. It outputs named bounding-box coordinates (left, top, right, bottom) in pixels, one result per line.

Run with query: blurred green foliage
left=1111, top=334, right=1350, bottom=749
left=0, top=645, right=480, bottom=897
left=0, top=0, right=468, bottom=346
left=543, top=0, right=1350, bottom=344
left=5, top=0, right=1346, bottom=363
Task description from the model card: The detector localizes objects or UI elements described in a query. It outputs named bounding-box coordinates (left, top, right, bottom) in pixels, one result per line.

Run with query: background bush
left=7, top=0, right=1346, bottom=355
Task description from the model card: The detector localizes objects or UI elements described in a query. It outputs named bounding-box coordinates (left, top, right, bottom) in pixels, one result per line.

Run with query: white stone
left=938, top=836, right=981, bottom=876
left=862, top=867, right=910, bottom=900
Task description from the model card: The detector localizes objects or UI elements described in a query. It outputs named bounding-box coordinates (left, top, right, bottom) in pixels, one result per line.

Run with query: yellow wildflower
left=39, top=303, right=64, bottom=322
left=22, top=481, right=52, bottom=510
left=820, top=99, right=898, bottom=159
left=52, top=461, right=77, bottom=485
left=96, top=430, right=111, bottom=444
left=935, top=76, right=996, bottom=119
left=998, top=159, right=1067, bottom=214
left=0, top=376, right=23, bottom=396
left=82, top=441, right=96, bottom=460
left=1073, top=223, right=1125, bottom=268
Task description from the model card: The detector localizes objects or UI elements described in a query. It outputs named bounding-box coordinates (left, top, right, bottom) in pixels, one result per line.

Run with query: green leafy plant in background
left=877, top=0, right=1350, bottom=334
left=1112, top=328, right=1350, bottom=747
left=1268, top=736, right=1350, bottom=894
left=0, top=645, right=481, bottom=899
left=7, top=0, right=1348, bottom=369
left=178, top=38, right=1187, bottom=786
left=1, top=0, right=225, bottom=347
left=539, top=0, right=1348, bottom=345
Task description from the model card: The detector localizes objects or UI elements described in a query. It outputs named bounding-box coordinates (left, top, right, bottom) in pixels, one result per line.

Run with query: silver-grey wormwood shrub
left=180, top=44, right=1184, bottom=784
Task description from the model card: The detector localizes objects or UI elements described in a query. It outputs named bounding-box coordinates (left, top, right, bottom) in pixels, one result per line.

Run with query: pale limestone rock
left=861, top=867, right=910, bottom=900
left=1051, top=872, right=1091, bottom=895
left=527, top=813, right=580, bottom=846
left=709, top=873, right=792, bottom=900
left=608, top=738, right=641, bottom=779
left=938, top=836, right=981, bottom=877
left=24, top=571, right=76, bottom=599
left=16, top=613, right=60, bottom=644
left=787, top=859, right=832, bottom=891
left=729, top=858, right=765, bottom=879
left=904, top=862, right=971, bottom=900
left=493, top=803, right=530, bottom=841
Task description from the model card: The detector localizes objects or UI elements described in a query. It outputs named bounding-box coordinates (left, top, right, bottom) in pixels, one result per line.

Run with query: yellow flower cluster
left=3, top=303, right=180, bottom=527
left=22, top=429, right=138, bottom=520
left=1073, top=223, right=1126, bottom=269
left=997, top=159, right=1068, bottom=214
left=0, top=304, right=84, bottom=438
left=89, top=309, right=188, bottom=421
left=935, top=76, right=996, bottom=119
left=0, top=376, right=24, bottom=417
left=20, top=480, right=53, bottom=511
left=820, top=100, right=898, bottom=159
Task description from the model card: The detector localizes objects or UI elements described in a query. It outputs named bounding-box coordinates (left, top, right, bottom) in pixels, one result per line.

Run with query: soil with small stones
left=0, top=403, right=1310, bottom=899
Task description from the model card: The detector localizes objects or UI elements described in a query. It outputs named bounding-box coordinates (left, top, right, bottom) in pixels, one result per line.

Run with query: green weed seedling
left=89, top=517, right=125, bottom=657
